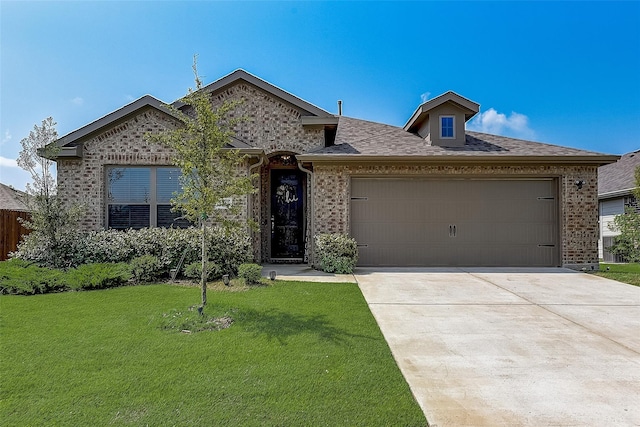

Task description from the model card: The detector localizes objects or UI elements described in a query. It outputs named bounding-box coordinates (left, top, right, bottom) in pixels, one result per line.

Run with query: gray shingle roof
left=300, top=116, right=616, bottom=163
left=598, top=150, right=640, bottom=197
left=0, top=183, right=30, bottom=211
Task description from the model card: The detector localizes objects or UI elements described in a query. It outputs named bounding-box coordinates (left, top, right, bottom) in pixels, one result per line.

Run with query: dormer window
left=440, top=116, right=455, bottom=139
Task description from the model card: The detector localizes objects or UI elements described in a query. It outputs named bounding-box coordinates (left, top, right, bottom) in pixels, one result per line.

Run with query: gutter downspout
left=298, top=160, right=314, bottom=267
left=248, top=154, right=265, bottom=262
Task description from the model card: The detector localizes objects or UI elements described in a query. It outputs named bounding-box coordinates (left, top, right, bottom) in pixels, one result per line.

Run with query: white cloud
left=420, top=91, right=431, bottom=103
left=467, top=108, right=535, bottom=139
left=71, top=96, right=84, bottom=106
left=125, top=94, right=135, bottom=102
left=0, top=156, right=18, bottom=168
left=1, top=130, right=11, bottom=145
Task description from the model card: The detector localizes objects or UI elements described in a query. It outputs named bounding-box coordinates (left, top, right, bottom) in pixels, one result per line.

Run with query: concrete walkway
left=260, top=263, right=357, bottom=283
left=355, top=267, right=640, bottom=427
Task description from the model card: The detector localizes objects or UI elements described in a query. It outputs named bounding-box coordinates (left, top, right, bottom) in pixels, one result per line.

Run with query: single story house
left=51, top=69, right=617, bottom=269
left=598, top=150, right=640, bottom=262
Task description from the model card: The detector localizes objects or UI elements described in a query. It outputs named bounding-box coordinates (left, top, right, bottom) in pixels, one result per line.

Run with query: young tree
left=17, top=118, right=83, bottom=267
left=608, top=165, right=640, bottom=262
left=148, top=58, right=256, bottom=307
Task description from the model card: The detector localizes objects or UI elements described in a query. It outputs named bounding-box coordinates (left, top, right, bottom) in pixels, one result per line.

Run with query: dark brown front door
left=271, top=169, right=305, bottom=259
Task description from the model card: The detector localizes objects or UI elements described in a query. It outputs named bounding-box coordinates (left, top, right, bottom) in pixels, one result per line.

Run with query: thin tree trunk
left=201, top=220, right=207, bottom=307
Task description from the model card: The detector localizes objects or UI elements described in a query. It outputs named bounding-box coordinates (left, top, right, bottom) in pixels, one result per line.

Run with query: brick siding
left=312, top=164, right=599, bottom=269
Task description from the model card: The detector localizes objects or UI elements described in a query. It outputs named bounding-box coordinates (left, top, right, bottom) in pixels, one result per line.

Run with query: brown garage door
left=350, top=178, right=559, bottom=267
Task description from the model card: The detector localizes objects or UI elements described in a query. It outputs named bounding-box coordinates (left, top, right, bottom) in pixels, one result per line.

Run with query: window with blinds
left=106, top=167, right=191, bottom=229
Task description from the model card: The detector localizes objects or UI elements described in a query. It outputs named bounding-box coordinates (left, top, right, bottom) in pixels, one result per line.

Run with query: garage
left=350, top=178, right=559, bottom=267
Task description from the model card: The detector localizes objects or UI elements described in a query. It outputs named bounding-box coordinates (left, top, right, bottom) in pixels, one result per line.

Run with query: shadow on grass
left=235, top=308, right=376, bottom=345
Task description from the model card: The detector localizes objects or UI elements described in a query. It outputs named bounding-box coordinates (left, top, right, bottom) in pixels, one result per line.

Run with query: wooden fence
left=1, top=209, right=31, bottom=261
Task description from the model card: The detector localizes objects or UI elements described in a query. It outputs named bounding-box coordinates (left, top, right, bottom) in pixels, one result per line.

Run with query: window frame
left=440, top=115, right=455, bottom=139
left=105, top=166, right=189, bottom=229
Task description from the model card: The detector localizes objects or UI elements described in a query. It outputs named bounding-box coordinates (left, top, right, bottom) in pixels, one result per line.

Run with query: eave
left=301, top=116, right=339, bottom=126
left=598, top=188, right=637, bottom=200
left=51, top=95, right=183, bottom=159
left=296, top=154, right=620, bottom=166
left=173, top=69, right=334, bottom=118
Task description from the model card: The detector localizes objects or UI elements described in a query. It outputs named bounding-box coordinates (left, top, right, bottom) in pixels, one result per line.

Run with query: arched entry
left=261, top=153, right=307, bottom=262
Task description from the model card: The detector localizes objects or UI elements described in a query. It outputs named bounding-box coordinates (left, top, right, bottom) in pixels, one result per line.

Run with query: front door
left=271, top=169, right=305, bottom=259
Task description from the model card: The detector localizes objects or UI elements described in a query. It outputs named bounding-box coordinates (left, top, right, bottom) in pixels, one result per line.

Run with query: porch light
left=575, top=180, right=585, bottom=190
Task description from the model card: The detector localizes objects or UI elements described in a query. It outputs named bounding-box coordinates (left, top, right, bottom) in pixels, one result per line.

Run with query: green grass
left=0, top=282, right=426, bottom=426
left=594, top=263, right=640, bottom=287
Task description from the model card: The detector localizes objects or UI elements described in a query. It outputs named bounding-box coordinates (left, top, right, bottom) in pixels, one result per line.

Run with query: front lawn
left=594, top=263, right=640, bottom=287
left=0, top=282, right=426, bottom=426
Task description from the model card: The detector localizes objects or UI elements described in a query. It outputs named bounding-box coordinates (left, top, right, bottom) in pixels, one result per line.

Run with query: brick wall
left=57, top=108, right=180, bottom=230
left=210, top=82, right=324, bottom=154
left=311, top=163, right=599, bottom=269
left=57, top=81, right=323, bottom=234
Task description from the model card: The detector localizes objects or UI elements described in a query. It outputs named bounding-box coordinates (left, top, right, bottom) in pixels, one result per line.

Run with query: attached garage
left=350, top=177, right=560, bottom=267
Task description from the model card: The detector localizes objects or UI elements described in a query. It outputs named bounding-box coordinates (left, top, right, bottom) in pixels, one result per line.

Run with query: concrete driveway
left=354, top=268, right=640, bottom=427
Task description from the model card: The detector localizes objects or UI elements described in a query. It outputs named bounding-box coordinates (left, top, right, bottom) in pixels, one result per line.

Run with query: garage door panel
left=351, top=178, right=559, bottom=267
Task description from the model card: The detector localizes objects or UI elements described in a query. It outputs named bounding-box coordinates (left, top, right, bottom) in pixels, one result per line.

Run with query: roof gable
left=55, top=95, right=182, bottom=152
left=174, top=69, right=333, bottom=118
left=404, top=91, right=479, bottom=133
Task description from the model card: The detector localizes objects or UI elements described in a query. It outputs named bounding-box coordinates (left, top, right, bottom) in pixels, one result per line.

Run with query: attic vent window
left=440, top=116, right=455, bottom=139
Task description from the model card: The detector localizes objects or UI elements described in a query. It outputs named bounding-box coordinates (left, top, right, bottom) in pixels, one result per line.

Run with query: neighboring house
left=51, top=69, right=617, bottom=269
left=0, top=183, right=31, bottom=260
left=598, top=150, right=640, bottom=262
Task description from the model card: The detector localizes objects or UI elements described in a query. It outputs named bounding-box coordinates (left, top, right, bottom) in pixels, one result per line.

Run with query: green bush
left=129, top=255, right=162, bottom=284
left=315, top=233, right=358, bottom=274
left=183, top=261, right=221, bottom=282
left=0, top=259, right=131, bottom=295
left=66, top=263, right=131, bottom=290
left=238, top=263, right=263, bottom=285
left=13, top=226, right=252, bottom=276
left=0, top=259, right=66, bottom=294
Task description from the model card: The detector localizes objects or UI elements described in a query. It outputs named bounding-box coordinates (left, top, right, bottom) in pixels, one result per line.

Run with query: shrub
left=0, top=259, right=67, bottom=295
left=129, top=255, right=162, bottom=284
left=0, top=260, right=131, bottom=295
left=183, top=261, right=222, bottom=282
left=12, top=226, right=252, bottom=275
left=315, top=233, right=358, bottom=274
left=238, top=263, right=263, bottom=285
left=66, top=263, right=131, bottom=290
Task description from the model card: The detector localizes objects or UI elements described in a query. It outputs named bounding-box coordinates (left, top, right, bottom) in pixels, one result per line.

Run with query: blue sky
left=1, top=1, right=639, bottom=191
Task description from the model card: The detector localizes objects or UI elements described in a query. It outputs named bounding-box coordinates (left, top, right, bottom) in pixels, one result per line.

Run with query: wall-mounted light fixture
left=575, top=180, right=585, bottom=190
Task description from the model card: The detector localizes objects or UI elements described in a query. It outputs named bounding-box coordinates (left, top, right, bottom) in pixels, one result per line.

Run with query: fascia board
left=598, top=188, right=636, bottom=199
left=301, top=116, right=339, bottom=126
left=296, top=154, right=621, bottom=165
left=55, top=95, right=181, bottom=148
left=173, top=69, right=333, bottom=118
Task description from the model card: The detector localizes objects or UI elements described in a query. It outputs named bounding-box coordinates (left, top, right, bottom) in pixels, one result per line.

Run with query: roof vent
left=338, top=100, right=342, bottom=116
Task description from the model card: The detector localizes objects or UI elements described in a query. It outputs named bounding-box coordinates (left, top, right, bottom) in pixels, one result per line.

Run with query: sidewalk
left=260, top=263, right=357, bottom=283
